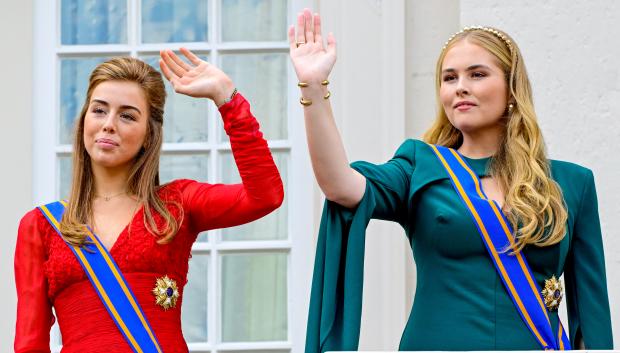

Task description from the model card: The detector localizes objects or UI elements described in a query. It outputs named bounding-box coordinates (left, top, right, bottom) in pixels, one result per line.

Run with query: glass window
left=182, top=253, right=209, bottom=342
left=141, top=0, right=209, bottom=43
left=142, top=55, right=210, bottom=143
left=220, top=53, right=288, bottom=141
left=61, top=0, right=127, bottom=45
left=221, top=0, right=287, bottom=42
left=220, top=151, right=288, bottom=241
left=46, top=1, right=299, bottom=351
left=221, top=252, right=288, bottom=342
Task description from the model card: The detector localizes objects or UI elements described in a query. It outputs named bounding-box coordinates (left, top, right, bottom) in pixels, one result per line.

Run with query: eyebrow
left=442, top=64, right=492, bottom=74
left=90, top=99, right=142, bottom=115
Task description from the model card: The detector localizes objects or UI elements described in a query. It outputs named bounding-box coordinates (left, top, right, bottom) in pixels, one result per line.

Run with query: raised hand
left=289, top=9, right=337, bottom=83
left=159, top=48, right=235, bottom=107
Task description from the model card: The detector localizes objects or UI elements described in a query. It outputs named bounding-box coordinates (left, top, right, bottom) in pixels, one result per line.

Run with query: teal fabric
left=305, top=139, right=613, bottom=352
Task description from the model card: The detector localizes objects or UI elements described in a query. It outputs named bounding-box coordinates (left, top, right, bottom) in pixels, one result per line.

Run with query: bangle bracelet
left=300, top=97, right=312, bottom=106
left=220, top=88, right=238, bottom=106
left=297, top=80, right=330, bottom=87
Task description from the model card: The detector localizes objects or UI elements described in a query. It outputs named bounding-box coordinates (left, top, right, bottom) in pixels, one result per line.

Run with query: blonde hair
left=423, top=27, right=568, bottom=253
left=59, top=57, right=182, bottom=247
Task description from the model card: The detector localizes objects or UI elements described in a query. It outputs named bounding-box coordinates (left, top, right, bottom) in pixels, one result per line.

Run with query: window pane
left=61, top=0, right=127, bottom=45
left=159, top=153, right=209, bottom=184
left=141, top=0, right=208, bottom=43
left=142, top=55, right=209, bottom=143
left=220, top=53, right=287, bottom=141
left=221, top=0, right=287, bottom=42
left=182, top=253, right=209, bottom=343
left=58, top=156, right=72, bottom=199
left=221, top=252, right=287, bottom=342
left=220, top=151, right=287, bottom=241
left=160, top=154, right=209, bottom=241
left=59, top=56, right=112, bottom=144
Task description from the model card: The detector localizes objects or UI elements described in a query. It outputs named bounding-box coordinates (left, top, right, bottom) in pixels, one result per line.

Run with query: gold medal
left=152, top=275, right=179, bottom=310
left=541, top=275, right=563, bottom=311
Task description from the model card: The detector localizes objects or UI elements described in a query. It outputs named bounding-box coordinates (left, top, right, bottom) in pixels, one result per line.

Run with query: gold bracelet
left=323, top=91, right=331, bottom=99
left=297, top=80, right=329, bottom=87
left=300, top=97, right=313, bottom=106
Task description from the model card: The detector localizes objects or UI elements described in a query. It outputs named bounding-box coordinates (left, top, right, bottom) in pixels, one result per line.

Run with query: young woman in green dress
left=289, top=9, right=613, bottom=352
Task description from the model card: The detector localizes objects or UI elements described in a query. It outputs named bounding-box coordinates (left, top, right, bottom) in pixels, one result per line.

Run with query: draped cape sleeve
left=305, top=140, right=418, bottom=353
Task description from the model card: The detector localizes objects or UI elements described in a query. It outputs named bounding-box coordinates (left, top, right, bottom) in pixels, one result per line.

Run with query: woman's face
left=439, top=40, right=509, bottom=135
left=83, top=80, right=149, bottom=170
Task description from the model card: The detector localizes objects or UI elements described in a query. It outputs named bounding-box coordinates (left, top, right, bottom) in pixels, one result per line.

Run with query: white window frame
left=32, top=0, right=315, bottom=352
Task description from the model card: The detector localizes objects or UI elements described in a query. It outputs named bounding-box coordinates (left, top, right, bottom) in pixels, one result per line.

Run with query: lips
left=95, top=138, right=119, bottom=147
left=453, top=101, right=477, bottom=109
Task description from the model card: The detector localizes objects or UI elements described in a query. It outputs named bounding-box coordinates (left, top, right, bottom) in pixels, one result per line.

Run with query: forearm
left=300, top=84, right=365, bottom=208
left=220, top=93, right=284, bottom=208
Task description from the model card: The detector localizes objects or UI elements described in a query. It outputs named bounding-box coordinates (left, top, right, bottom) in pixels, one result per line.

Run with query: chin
left=90, top=154, right=135, bottom=169
left=450, top=116, right=500, bottom=134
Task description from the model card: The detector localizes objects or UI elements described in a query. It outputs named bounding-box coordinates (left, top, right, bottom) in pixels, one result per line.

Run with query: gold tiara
left=443, top=26, right=514, bottom=55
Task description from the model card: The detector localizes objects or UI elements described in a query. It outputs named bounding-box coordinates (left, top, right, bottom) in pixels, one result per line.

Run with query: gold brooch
left=152, top=275, right=179, bottom=310
left=541, top=275, right=563, bottom=311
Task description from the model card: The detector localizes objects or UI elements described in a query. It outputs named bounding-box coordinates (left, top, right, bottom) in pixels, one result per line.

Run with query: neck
left=91, top=162, right=132, bottom=197
left=458, top=126, right=504, bottom=158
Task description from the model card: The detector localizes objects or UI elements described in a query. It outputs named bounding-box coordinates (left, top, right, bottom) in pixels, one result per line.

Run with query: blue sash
left=38, top=201, right=163, bottom=353
left=429, top=145, right=571, bottom=350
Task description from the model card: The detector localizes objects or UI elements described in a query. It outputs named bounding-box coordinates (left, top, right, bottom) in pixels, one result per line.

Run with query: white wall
left=460, top=0, right=620, bottom=345
left=0, top=1, right=34, bottom=352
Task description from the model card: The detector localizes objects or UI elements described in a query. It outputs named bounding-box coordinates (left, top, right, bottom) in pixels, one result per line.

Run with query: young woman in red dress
left=14, top=49, right=284, bottom=352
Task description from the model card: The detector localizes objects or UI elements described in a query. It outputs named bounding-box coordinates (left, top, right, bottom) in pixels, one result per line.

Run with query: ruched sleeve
left=14, top=210, right=55, bottom=353
left=181, top=92, right=284, bottom=233
left=563, top=170, right=613, bottom=349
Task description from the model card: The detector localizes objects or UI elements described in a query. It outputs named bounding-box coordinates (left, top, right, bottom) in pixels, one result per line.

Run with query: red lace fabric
left=14, top=93, right=284, bottom=353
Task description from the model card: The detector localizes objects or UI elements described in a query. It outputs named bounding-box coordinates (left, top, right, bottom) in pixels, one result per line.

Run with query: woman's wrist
left=213, top=79, right=236, bottom=107
left=298, top=79, right=330, bottom=107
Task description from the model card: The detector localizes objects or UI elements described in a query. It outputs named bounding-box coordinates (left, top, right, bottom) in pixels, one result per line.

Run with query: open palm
left=159, top=48, right=234, bottom=104
left=289, top=9, right=337, bottom=83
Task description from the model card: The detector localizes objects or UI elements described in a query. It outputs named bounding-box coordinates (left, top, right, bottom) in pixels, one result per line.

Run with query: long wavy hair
left=59, top=57, right=182, bottom=247
left=423, top=28, right=568, bottom=252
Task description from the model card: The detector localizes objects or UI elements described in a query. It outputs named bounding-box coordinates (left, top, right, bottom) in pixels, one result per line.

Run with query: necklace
left=95, top=191, right=127, bottom=202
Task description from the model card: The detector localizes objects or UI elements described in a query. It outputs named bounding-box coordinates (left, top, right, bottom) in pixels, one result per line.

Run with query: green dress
left=305, top=139, right=613, bottom=352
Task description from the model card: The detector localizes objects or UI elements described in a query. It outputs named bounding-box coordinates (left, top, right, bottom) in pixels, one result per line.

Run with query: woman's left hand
left=160, top=48, right=235, bottom=106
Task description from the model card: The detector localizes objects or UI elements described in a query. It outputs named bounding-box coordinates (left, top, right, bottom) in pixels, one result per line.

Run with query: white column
left=0, top=1, right=34, bottom=351
left=317, top=0, right=409, bottom=349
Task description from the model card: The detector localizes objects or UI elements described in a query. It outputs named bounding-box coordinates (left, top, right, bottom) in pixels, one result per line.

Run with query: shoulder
left=19, top=207, right=48, bottom=230
left=549, top=159, right=593, bottom=178
left=392, top=139, right=437, bottom=162
left=548, top=159, right=595, bottom=213
left=17, top=207, right=52, bottom=248
left=394, top=139, right=447, bottom=169
left=549, top=159, right=594, bottom=190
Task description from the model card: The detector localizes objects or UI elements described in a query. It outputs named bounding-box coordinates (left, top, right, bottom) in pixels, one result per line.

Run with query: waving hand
left=289, top=9, right=337, bottom=83
left=159, top=48, right=235, bottom=107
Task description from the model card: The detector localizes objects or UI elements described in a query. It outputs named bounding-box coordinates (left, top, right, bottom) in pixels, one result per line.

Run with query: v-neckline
left=94, top=204, right=144, bottom=254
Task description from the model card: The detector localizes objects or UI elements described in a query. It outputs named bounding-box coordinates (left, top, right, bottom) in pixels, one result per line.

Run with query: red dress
left=14, top=94, right=284, bottom=353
